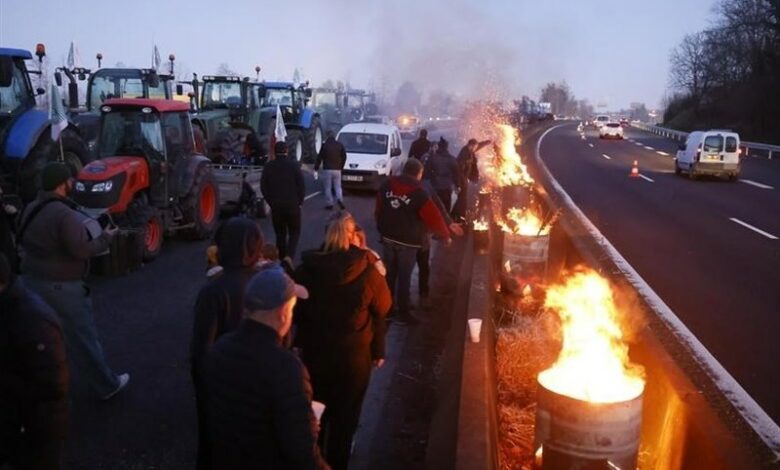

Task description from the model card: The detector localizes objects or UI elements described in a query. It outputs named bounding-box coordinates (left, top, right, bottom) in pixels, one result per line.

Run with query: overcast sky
left=1, top=0, right=717, bottom=110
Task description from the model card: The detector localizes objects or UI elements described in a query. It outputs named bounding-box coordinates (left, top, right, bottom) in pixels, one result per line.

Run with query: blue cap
left=245, top=265, right=308, bottom=311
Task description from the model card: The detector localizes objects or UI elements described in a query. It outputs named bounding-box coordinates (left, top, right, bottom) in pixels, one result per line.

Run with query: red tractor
left=73, top=99, right=219, bottom=261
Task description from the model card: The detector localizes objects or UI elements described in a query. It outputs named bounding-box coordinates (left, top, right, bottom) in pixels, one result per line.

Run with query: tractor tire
left=18, top=128, right=90, bottom=202
left=181, top=165, right=219, bottom=239
left=303, top=117, right=323, bottom=164
left=128, top=199, right=164, bottom=261
left=286, top=131, right=304, bottom=163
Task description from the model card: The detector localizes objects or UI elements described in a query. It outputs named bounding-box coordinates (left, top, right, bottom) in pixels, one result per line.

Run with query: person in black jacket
left=191, top=217, right=264, bottom=470
left=294, top=212, right=392, bottom=469
left=452, top=138, right=490, bottom=220
left=0, top=253, right=69, bottom=470
left=408, top=128, right=430, bottom=161
left=204, top=266, right=328, bottom=470
left=315, top=131, right=347, bottom=210
left=423, top=137, right=461, bottom=213
left=0, top=186, right=19, bottom=273
left=261, top=141, right=306, bottom=260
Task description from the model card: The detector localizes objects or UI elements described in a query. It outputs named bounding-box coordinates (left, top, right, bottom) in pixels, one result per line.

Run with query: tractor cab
left=260, top=81, right=311, bottom=127
left=0, top=51, right=37, bottom=123
left=75, top=99, right=217, bottom=260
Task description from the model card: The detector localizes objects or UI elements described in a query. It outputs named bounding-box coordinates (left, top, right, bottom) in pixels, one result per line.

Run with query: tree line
left=666, top=0, right=779, bottom=142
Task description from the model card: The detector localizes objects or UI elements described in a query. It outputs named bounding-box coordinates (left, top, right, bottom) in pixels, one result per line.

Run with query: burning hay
left=497, top=207, right=549, bottom=236
left=495, top=316, right=558, bottom=470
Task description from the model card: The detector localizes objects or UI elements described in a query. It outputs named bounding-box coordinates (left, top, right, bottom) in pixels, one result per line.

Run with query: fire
left=473, top=218, right=489, bottom=231
left=498, top=207, right=548, bottom=236
left=495, top=124, right=534, bottom=187
left=538, top=269, right=645, bottom=403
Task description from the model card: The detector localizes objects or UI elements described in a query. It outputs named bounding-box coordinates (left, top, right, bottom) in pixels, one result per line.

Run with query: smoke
left=366, top=0, right=530, bottom=103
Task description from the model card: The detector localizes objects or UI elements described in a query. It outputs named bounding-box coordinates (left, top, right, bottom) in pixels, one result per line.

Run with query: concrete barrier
left=443, top=122, right=780, bottom=469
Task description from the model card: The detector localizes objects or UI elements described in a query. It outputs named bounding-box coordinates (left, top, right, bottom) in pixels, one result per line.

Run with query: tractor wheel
left=286, top=131, right=304, bottom=163
left=18, top=128, right=90, bottom=202
left=181, top=165, right=219, bottom=239
left=128, top=200, right=164, bottom=261
left=303, top=117, right=323, bottom=163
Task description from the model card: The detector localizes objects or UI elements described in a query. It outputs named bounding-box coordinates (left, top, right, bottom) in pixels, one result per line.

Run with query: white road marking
left=304, top=191, right=322, bottom=201
left=635, top=142, right=643, bottom=146
left=601, top=153, right=611, bottom=160
left=644, top=146, right=654, bottom=150
left=739, top=179, right=774, bottom=190
left=588, top=143, right=594, bottom=148
left=581, top=135, right=586, bottom=140
left=729, top=218, right=778, bottom=240
left=656, top=151, right=670, bottom=156
left=638, top=174, right=654, bottom=183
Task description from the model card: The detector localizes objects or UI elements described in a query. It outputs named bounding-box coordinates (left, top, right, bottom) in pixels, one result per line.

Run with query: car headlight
left=91, top=180, right=114, bottom=192
left=75, top=181, right=85, bottom=192
left=374, top=159, right=387, bottom=169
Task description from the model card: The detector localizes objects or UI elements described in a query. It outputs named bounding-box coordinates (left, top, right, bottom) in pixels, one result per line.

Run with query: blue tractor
left=0, top=46, right=89, bottom=202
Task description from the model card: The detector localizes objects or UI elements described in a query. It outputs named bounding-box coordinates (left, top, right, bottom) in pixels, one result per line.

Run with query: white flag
left=66, top=41, right=76, bottom=69
left=274, top=105, right=287, bottom=142
left=49, top=84, right=68, bottom=142
left=152, top=45, right=161, bottom=71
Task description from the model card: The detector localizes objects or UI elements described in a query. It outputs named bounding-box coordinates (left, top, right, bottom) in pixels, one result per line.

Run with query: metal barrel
left=503, top=233, right=549, bottom=265
left=533, top=381, right=643, bottom=470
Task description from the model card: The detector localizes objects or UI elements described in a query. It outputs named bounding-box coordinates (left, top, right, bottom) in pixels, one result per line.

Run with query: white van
left=675, top=130, right=741, bottom=180
left=594, top=115, right=610, bottom=128
left=337, top=123, right=406, bottom=190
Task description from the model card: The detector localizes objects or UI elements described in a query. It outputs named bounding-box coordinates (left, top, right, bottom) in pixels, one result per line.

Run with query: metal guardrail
left=632, top=122, right=780, bottom=159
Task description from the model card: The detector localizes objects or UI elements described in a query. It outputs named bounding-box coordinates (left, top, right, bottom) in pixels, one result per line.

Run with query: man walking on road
left=261, top=141, right=306, bottom=260
left=315, top=131, right=347, bottom=210
left=376, top=159, right=461, bottom=324
left=424, top=137, right=460, bottom=213
left=408, top=128, right=431, bottom=161
left=1, top=253, right=69, bottom=470
left=204, top=266, right=329, bottom=470
left=18, top=162, right=128, bottom=400
left=452, top=138, right=490, bottom=220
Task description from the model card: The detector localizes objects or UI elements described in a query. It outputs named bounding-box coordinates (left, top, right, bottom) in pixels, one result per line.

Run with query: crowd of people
left=0, top=127, right=486, bottom=469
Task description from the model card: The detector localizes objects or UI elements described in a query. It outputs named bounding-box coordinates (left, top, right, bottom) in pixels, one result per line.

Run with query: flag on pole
left=274, top=105, right=287, bottom=142
left=152, top=45, right=161, bottom=71
left=49, top=84, right=68, bottom=142
left=66, top=41, right=76, bottom=69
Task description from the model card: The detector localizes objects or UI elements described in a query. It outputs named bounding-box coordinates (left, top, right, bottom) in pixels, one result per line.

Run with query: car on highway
left=338, top=123, right=405, bottom=190
left=675, top=130, right=741, bottom=180
left=594, top=114, right=610, bottom=128
left=396, top=114, right=421, bottom=138
left=620, top=117, right=629, bottom=127
left=599, top=122, right=624, bottom=139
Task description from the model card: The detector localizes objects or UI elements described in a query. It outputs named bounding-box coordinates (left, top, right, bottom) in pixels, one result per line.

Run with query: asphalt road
left=63, top=124, right=462, bottom=469
left=539, top=123, right=780, bottom=422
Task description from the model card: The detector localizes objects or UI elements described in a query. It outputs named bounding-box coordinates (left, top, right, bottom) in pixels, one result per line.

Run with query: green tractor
left=189, top=75, right=322, bottom=164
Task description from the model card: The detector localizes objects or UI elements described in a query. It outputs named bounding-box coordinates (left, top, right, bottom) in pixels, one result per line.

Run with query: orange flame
left=473, top=218, right=489, bottom=231
left=497, top=207, right=549, bottom=236
left=538, top=269, right=645, bottom=403
left=495, top=124, right=534, bottom=187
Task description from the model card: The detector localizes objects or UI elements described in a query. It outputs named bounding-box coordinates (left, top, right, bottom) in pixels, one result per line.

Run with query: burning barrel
left=533, top=381, right=643, bottom=469
left=533, top=269, right=646, bottom=470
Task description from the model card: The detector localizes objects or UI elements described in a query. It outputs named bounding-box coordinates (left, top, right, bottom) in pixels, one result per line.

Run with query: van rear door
left=701, top=134, right=724, bottom=163
left=723, top=134, right=740, bottom=164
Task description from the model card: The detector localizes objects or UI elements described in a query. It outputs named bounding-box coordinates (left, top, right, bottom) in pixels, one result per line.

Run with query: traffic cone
left=630, top=160, right=639, bottom=177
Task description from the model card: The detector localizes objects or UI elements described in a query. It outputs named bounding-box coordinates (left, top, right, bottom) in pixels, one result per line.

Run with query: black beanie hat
left=41, top=162, right=72, bottom=191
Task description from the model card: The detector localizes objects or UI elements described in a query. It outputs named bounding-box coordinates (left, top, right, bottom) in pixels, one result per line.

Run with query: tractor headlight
left=374, top=159, right=387, bottom=169
left=91, top=180, right=113, bottom=192
left=75, top=181, right=86, bottom=192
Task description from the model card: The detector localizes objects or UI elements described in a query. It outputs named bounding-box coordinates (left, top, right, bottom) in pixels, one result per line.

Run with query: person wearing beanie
left=408, top=128, right=431, bottom=161
left=18, top=162, right=129, bottom=401
left=190, top=217, right=265, bottom=470
left=261, top=140, right=306, bottom=260
left=0, top=253, right=69, bottom=469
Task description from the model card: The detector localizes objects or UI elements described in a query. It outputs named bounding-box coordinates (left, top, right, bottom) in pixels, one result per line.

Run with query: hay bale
left=495, top=314, right=559, bottom=470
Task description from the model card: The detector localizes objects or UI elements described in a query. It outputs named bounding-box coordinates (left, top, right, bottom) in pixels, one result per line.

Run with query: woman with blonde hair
left=293, top=212, right=391, bottom=469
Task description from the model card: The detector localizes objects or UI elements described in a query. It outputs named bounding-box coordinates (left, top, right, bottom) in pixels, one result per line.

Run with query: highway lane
left=540, top=124, right=780, bottom=422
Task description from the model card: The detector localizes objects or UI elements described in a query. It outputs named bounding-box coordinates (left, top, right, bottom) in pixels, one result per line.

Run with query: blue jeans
left=382, top=240, right=418, bottom=317
left=320, top=169, right=343, bottom=205
left=24, top=278, right=120, bottom=397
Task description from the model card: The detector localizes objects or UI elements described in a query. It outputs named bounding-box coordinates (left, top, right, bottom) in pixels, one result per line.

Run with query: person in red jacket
left=375, top=159, right=461, bottom=324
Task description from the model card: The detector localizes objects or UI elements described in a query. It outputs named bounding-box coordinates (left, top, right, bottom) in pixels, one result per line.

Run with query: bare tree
left=668, top=32, right=712, bottom=99
left=216, top=63, right=237, bottom=76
